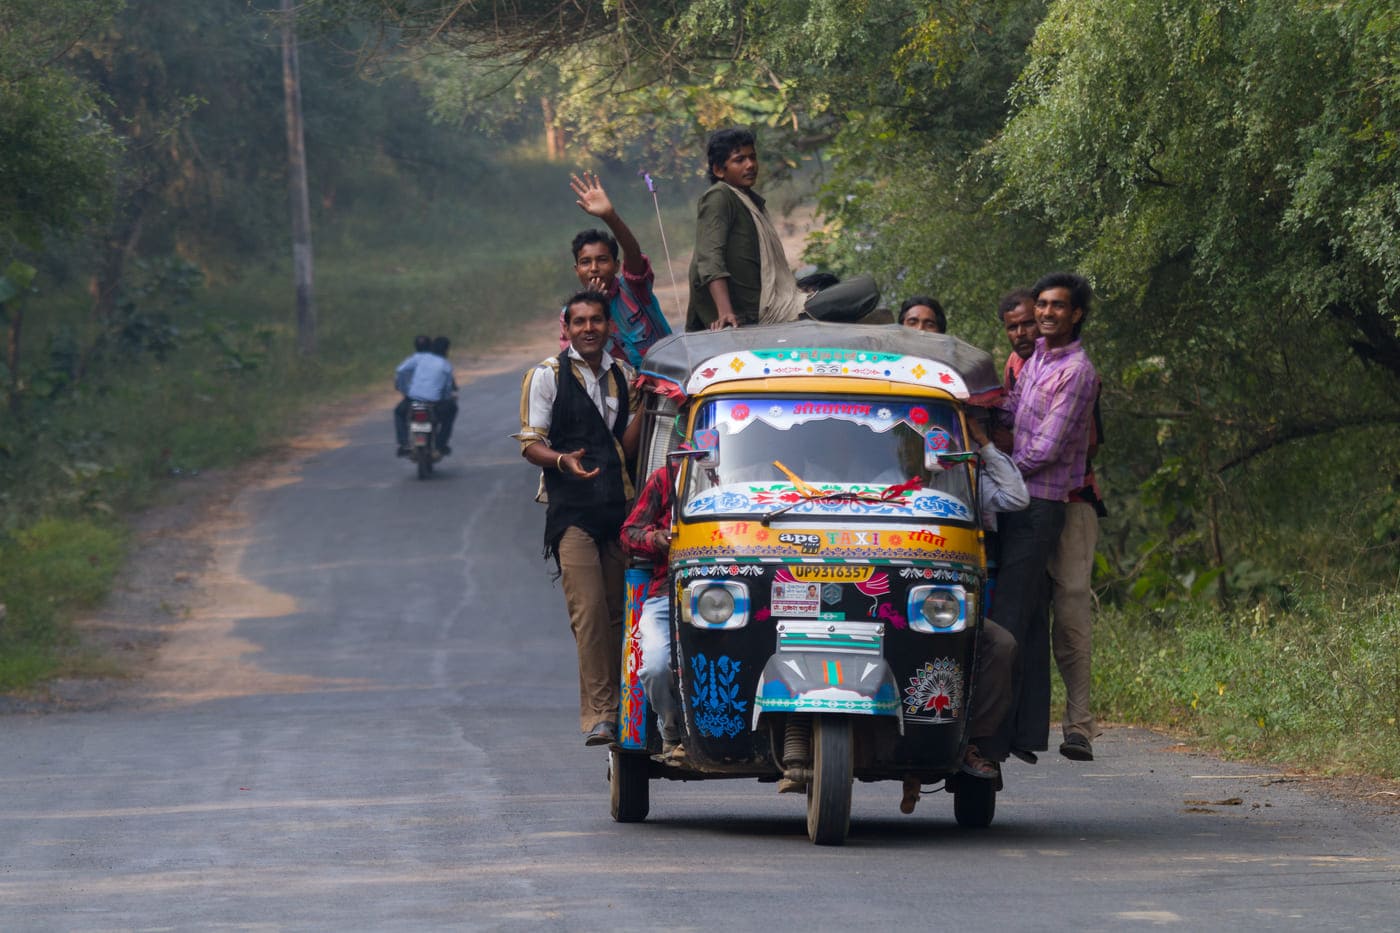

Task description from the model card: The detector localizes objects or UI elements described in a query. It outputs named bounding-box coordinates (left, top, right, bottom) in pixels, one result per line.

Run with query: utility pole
left=280, top=0, right=316, bottom=356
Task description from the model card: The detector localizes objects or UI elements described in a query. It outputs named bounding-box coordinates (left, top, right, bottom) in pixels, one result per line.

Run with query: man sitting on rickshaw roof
left=685, top=128, right=804, bottom=332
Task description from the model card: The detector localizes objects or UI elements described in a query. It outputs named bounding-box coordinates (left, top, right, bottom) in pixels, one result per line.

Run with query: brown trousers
left=1049, top=501, right=1099, bottom=741
left=557, top=526, right=625, bottom=732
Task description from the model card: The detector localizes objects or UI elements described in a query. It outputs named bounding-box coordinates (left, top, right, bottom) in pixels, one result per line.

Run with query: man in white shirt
left=514, top=293, right=642, bottom=746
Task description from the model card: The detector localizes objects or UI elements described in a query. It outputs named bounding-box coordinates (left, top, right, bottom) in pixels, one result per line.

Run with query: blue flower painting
left=690, top=653, right=748, bottom=738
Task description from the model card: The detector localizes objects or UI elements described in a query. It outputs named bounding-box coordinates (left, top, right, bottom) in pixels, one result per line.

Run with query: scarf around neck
left=717, top=181, right=804, bottom=325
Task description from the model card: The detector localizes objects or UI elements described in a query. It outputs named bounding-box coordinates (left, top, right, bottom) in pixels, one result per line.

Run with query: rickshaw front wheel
left=806, top=715, right=853, bottom=846
left=609, top=750, right=650, bottom=822
left=952, top=774, right=997, bottom=828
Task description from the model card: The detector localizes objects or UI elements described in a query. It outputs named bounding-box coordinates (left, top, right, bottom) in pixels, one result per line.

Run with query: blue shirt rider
left=394, top=336, right=459, bottom=457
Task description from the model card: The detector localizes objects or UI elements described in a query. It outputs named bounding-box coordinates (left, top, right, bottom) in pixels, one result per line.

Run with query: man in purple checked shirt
left=986, top=271, right=1100, bottom=766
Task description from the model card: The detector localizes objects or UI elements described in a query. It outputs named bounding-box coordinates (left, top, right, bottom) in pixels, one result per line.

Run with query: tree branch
left=1213, top=412, right=1400, bottom=473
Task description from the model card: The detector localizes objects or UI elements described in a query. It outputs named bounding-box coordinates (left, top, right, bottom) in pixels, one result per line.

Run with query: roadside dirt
left=0, top=333, right=562, bottom=715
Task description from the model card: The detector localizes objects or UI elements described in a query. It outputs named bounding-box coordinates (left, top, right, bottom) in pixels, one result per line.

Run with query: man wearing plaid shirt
left=557, top=172, right=672, bottom=368
left=990, top=272, right=1100, bottom=765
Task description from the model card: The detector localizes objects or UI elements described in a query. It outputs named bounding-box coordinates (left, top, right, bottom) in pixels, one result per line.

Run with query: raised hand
left=570, top=171, right=614, bottom=219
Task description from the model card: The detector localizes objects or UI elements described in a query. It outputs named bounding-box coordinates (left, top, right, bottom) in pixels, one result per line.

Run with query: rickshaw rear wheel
left=806, top=715, right=853, bottom=845
left=952, top=775, right=997, bottom=828
left=609, top=749, right=650, bottom=823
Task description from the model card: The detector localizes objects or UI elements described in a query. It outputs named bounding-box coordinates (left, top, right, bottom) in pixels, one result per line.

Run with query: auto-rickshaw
left=611, top=319, right=1005, bottom=845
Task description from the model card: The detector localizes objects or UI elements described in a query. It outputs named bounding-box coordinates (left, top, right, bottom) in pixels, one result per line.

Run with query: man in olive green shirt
left=686, top=128, right=802, bottom=331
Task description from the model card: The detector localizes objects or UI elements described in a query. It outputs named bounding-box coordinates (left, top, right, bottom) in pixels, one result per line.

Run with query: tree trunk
left=281, top=0, right=316, bottom=357
left=89, top=203, right=146, bottom=326
left=541, top=96, right=563, bottom=161
left=5, top=303, right=21, bottom=416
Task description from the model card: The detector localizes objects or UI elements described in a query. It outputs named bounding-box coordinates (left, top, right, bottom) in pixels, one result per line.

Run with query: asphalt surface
left=2, top=367, right=1398, bottom=931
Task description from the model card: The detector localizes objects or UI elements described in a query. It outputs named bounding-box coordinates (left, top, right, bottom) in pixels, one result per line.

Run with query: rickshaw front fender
left=752, top=652, right=903, bottom=735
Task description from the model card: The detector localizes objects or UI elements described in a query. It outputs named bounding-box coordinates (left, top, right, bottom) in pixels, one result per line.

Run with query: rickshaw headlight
left=685, top=580, right=750, bottom=630
left=924, top=591, right=959, bottom=626
left=907, top=584, right=968, bottom=633
left=698, top=587, right=734, bottom=622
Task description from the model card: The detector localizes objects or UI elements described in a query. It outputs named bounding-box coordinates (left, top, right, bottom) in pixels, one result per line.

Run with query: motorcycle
left=407, top=400, right=440, bottom=479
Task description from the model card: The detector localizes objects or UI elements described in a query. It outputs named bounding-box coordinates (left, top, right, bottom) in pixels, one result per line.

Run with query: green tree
left=0, top=0, right=121, bottom=409
left=361, top=0, right=1054, bottom=325
left=991, top=0, right=1400, bottom=594
left=0, top=0, right=120, bottom=256
left=995, top=0, right=1400, bottom=382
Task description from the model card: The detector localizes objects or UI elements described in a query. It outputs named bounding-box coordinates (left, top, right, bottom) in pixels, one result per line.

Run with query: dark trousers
left=394, top=398, right=458, bottom=451
left=968, top=619, right=1017, bottom=742
left=984, top=497, right=1065, bottom=759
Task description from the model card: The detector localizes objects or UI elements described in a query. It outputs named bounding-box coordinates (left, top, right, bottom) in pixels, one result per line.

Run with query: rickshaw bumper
left=752, top=652, right=903, bottom=735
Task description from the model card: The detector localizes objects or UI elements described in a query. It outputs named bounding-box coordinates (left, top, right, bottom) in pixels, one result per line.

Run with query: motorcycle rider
left=393, top=335, right=432, bottom=456
left=396, top=335, right=458, bottom=456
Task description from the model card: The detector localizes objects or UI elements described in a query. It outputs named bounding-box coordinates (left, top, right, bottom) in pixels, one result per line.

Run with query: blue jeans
left=638, top=595, right=684, bottom=743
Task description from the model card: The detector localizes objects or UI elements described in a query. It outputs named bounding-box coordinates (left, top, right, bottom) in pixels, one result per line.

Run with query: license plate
left=410, top=422, right=432, bottom=433
left=789, top=565, right=873, bottom=583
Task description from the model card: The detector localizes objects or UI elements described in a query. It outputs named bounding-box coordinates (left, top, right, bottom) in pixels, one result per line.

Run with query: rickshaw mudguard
left=617, top=566, right=650, bottom=751
left=751, top=621, right=903, bottom=735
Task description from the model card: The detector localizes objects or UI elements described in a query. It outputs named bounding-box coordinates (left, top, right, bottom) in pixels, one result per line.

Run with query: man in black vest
left=515, top=291, right=642, bottom=746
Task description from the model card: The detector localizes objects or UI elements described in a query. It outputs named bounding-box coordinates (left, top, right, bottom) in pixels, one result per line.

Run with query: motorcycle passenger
left=393, top=334, right=432, bottom=456
left=398, top=335, right=458, bottom=457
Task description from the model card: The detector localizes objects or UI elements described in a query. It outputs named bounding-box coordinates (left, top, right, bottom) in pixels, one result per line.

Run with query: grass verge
left=1091, top=589, right=1400, bottom=779
left=0, top=519, right=125, bottom=690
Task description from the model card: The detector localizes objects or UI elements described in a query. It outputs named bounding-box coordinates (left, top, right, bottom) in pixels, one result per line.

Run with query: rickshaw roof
left=640, top=320, right=1002, bottom=402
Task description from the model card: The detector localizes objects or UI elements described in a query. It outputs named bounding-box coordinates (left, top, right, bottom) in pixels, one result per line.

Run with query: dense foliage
left=0, top=0, right=121, bottom=255
left=317, top=0, right=1400, bottom=599
left=0, top=0, right=665, bottom=688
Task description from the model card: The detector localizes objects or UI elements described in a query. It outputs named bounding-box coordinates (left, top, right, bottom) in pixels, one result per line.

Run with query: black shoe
left=396, top=445, right=410, bottom=458
left=437, top=445, right=451, bottom=456
left=1060, top=733, right=1094, bottom=761
left=1009, top=747, right=1039, bottom=765
left=584, top=721, right=616, bottom=747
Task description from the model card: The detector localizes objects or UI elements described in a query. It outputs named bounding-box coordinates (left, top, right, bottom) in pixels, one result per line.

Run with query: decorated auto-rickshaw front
left=612, top=321, right=1005, bottom=844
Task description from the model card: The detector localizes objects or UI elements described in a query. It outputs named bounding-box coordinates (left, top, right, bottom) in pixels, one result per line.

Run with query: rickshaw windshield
left=683, top=395, right=975, bottom=523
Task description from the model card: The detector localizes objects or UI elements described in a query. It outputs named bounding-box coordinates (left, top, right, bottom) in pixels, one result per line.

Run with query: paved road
left=2, top=368, right=1397, bottom=931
